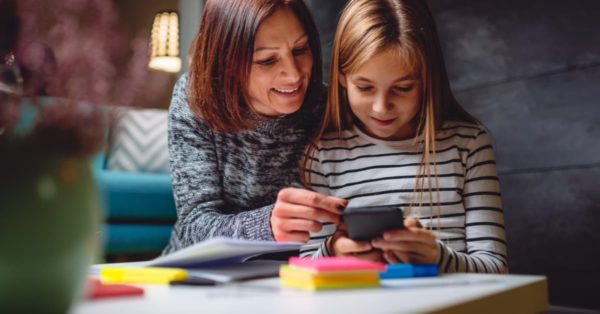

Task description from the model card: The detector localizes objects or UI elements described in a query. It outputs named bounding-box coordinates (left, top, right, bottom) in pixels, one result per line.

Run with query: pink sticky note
left=289, top=256, right=386, bottom=272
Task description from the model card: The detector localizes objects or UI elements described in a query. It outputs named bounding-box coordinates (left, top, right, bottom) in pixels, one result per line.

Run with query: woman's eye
left=395, top=85, right=415, bottom=92
left=293, top=46, right=309, bottom=56
left=356, top=85, right=373, bottom=92
left=256, top=58, right=277, bottom=66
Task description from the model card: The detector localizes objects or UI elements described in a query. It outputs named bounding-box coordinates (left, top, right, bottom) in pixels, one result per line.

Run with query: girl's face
left=341, top=48, right=421, bottom=141
left=246, top=8, right=313, bottom=117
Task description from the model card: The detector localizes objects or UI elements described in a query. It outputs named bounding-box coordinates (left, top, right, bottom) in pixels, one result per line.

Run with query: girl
left=164, top=0, right=345, bottom=255
left=300, top=0, right=507, bottom=273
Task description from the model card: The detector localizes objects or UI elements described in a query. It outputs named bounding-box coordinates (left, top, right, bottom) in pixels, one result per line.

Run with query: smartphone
left=342, top=205, right=405, bottom=241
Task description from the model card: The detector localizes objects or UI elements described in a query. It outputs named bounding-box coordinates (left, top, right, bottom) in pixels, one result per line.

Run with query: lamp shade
left=149, top=11, right=181, bottom=73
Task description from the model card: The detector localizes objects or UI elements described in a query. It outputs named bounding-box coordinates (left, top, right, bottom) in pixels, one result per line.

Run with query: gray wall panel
left=436, top=0, right=600, bottom=91
left=501, top=167, right=600, bottom=308
left=456, top=66, right=600, bottom=172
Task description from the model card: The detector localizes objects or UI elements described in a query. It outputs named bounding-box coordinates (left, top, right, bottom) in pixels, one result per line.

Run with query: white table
left=72, top=273, right=548, bottom=314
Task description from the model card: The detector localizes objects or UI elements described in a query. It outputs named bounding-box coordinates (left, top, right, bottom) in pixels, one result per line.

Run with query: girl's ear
left=339, top=73, right=348, bottom=88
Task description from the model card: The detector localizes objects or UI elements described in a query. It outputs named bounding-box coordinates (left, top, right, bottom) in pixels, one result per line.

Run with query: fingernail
left=337, top=204, right=346, bottom=212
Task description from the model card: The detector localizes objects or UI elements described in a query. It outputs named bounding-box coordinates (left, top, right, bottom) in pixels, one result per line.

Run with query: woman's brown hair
left=188, top=0, right=322, bottom=132
left=303, top=0, right=477, bottom=221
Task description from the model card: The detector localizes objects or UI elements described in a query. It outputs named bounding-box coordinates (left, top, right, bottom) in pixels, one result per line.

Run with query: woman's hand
left=271, top=187, right=346, bottom=242
left=371, top=217, right=439, bottom=264
left=328, top=226, right=385, bottom=262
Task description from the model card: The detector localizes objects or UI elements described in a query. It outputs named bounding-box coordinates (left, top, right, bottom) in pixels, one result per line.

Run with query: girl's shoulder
left=437, top=120, right=493, bottom=148
left=438, top=120, right=488, bottom=138
left=316, top=129, right=364, bottom=149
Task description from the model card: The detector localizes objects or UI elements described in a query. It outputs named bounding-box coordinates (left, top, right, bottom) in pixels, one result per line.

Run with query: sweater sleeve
left=163, top=75, right=274, bottom=255
left=437, top=127, right=508, bottom=273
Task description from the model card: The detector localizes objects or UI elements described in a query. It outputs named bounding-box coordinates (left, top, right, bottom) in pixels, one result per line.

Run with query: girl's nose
left=372, top=93, right=391, bottom=114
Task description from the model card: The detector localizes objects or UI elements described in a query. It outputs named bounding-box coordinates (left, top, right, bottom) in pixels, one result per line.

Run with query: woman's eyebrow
left=254, top=33, right=308, bottom=52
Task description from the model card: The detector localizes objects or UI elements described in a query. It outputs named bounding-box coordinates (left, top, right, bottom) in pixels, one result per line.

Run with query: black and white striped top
left=301, top=121, right=508, bottom=273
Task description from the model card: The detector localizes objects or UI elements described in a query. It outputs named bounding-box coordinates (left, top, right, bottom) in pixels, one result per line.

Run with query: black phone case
left=343, top=205, right=405, bottom=241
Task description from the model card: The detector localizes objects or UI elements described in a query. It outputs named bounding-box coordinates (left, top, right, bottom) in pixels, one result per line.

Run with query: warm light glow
left=149, top=56, right=182, bottom=73
left=150, top=11, right=181, bottom=73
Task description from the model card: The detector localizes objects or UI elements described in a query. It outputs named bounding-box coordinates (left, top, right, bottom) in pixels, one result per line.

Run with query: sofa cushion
left=106, top=108, right=169, bottom=173
left=95, top=170, right=176, bottom=221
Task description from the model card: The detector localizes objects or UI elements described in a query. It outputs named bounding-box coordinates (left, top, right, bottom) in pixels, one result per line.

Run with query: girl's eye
left=356, top=85, right=373, bottom=92
left=292, top=46, right=309, bottom=56
left=256, top=58, right=277, bottom=66
left=395, top=85, right=415, bottom=93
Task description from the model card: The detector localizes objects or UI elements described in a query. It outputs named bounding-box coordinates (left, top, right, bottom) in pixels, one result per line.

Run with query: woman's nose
left=279, top=54, right=301, bottom=83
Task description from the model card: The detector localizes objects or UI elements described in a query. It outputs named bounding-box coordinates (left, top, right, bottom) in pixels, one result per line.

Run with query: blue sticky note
left=379, top=263, right=438, bottom=279
left=412, top=264, right=438, bottom=277
left=379, top=264, right=413, bottom=279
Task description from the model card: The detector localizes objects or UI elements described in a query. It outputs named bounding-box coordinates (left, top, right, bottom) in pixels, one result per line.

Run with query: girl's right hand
left=328, top=227, right=385, bottom=262
left=271, top=187, right=346, bottom=243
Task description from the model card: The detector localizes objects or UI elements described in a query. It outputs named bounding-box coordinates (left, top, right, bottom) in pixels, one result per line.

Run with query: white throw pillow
left=106, top=108, right=169, bottom=173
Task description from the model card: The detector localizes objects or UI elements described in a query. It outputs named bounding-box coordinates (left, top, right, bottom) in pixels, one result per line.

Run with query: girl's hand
left=371, top=217, right=438, bottom=264
left=271, top=187, right=346, bottom=242
left=328, top=226, right=385, bottom=262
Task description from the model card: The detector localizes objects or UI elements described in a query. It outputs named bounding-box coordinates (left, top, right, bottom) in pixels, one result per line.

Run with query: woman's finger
left=275, top=230, right=310, bottom=243
left=273, top=201, right=340, bottom=223
left=277, top=218, right=323, bottom=233
left=278, top=187, right=346, bottom=215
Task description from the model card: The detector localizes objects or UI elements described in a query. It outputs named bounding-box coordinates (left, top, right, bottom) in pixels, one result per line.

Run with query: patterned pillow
left=106, top=108, right=169, bottom=173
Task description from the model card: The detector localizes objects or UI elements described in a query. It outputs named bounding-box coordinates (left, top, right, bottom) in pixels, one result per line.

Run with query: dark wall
left=306, top=0, right=600, bottom=310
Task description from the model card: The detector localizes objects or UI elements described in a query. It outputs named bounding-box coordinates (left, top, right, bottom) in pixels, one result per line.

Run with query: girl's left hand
left=371, top=217, right=438, bottom=264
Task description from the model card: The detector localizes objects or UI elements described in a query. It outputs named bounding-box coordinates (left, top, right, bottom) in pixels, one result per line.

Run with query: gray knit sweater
left=163, top=74, right=321, bottom=254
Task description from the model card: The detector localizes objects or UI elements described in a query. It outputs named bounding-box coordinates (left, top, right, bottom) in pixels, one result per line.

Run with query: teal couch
left=93, top=152, right=176, bottom=256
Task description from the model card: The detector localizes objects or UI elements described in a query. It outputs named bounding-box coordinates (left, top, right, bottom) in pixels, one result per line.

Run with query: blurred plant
left=0, top=0, right=169, bottom=156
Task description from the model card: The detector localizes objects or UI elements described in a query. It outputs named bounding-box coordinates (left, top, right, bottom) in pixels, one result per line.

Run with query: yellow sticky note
left=101, top=267, right=187, bottom=284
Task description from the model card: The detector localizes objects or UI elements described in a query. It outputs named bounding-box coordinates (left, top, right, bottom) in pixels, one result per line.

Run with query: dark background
left=306, top=0, right=600, bottom=310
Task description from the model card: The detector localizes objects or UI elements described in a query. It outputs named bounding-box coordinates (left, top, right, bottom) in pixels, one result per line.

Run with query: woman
left=163, top=0, right=345, bottom=254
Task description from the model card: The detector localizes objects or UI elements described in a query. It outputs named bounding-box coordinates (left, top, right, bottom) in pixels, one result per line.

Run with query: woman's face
left=341, top=47, right=421, bottom=141
left=246, top=8, right=313, bottom=116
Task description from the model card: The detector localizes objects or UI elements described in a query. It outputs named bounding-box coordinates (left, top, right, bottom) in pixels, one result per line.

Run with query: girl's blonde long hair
left=303, top=0, right=477, bottom=222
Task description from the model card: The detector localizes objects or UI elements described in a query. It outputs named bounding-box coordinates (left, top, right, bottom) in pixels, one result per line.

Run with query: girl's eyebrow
left=352, top=74, right=417, bottom=83
left=254, top=33, right=308, bottom=52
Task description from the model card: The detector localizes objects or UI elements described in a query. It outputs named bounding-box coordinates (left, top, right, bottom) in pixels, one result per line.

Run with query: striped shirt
left=301, top=121, right=508, bottom=273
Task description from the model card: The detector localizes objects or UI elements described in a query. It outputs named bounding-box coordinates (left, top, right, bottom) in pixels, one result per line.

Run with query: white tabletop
left=71, top=273, right=548, bottom=314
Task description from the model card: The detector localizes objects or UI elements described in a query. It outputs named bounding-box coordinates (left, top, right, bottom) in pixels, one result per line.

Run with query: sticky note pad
left=379, top=264, right=413, bottom=279
left=412, top=264, right=438, bottom=277
left=87, top=278, right=144, bottom=299
left=280, top=265, right=380, bottom=290
left=288, top=257, right=386, bottom=272
left=101, top=267, right=187, bottom=284
left=379, top=263, right=439, bottom=279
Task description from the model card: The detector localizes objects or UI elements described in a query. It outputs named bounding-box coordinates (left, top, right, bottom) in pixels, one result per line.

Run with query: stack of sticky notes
left=279, top=257, right=386, bottom=291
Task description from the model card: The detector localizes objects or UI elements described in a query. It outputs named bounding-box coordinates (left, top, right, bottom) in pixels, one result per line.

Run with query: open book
left=146, top=237, right=301, bottom=268
left=91, top=238, right=302, bottom=282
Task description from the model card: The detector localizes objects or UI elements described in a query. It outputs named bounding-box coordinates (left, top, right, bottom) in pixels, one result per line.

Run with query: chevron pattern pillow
left=106, top=108, right=169, bottom=173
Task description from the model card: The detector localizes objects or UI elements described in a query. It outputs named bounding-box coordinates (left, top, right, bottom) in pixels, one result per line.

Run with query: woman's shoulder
left=168, top=73, right=212, bottom=131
